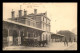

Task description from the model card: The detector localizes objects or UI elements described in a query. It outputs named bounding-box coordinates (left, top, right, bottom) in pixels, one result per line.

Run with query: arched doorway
left=41, top=32, right=51, bottom=42
left=13, top=30, right=18, bottom=46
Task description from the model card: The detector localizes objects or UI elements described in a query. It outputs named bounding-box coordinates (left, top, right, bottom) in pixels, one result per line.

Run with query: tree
left=57, top=30, right=76, bottom=42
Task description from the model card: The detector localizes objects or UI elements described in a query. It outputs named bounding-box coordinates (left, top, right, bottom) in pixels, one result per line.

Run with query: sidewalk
left=3, top=42, right=77, bottom=50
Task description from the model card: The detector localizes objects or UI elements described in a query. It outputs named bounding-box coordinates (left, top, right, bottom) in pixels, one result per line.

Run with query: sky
left=3, top=3, right=77, bottom=34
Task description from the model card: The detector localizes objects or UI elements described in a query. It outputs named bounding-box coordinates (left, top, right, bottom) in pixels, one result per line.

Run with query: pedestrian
left=66, top=40, right=68, bottom=46
left=64, top=37, right=66, bottom=46
left=65, top=37, right=68, bottom=46
left=64, top=37, right=68, bottom=46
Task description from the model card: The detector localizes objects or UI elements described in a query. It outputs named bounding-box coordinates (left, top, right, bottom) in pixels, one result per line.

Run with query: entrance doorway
left=13, top=30, right=18, bottom=46
left=3, top=29, right=8, bottom=48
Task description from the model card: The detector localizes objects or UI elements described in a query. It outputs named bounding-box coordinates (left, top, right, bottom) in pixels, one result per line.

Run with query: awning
left=3, top=19, right=45, bottom=32
left=51, top=33, right=64, bottom=37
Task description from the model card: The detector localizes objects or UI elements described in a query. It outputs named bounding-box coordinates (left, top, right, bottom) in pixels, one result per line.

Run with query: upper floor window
left=43, top=17, right=44, bottom=21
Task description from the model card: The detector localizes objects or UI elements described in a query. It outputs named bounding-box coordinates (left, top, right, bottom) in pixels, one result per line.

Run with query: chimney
left=45, top=11, right=47, bottom=16
left=34, top=9, right=37, bottom=14
left=24, top=9, right=27, bottom=16
left=19, top=5, right=22, bottom=17
left=11, top=9, right=15, bottom=18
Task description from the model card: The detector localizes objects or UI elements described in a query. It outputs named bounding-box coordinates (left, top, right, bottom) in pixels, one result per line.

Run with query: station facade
left=3, top=7, right=51, bottom=47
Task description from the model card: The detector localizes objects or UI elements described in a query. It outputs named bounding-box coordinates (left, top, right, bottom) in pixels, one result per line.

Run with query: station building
left=3, top=7, right=51, bottom=47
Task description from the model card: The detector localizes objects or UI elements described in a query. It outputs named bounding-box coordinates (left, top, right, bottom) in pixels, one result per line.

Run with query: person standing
left=65, top=37, right=68, bottom=46
left=64, top=37, right=68, bottom=46
left=64, top=37, right=66, bottom=46
left=66, top=39, right=68, bottom=46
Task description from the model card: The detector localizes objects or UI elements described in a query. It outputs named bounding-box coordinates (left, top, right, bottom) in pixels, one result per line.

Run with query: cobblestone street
left=3, top=42, right=77, bottom=50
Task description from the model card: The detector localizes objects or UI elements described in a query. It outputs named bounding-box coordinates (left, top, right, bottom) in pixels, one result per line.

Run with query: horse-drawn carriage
left=23, top=37, right=48, bottom=47
left=23, top=32, right=51, bottom=47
